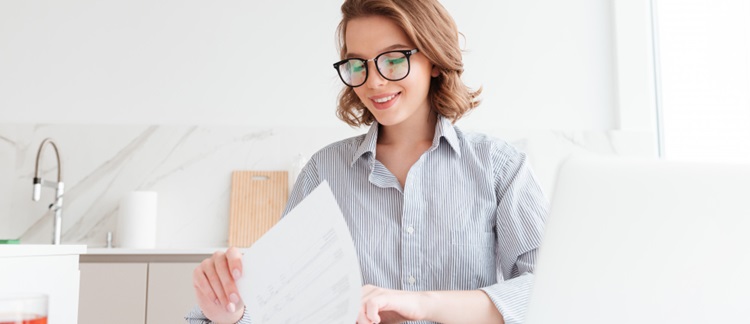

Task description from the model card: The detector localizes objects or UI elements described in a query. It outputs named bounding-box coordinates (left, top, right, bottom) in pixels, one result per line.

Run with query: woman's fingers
left=365, top=298, right=382, bottom=323
left=226, top=246, right=244, bottom=281
left=193, top=266, right=219, bottom=305
left=357, top=306, right=374, bottom=324
left=359, top=285, right=382, bottom=324
left=191, top=248, right=247, bottom=323
left=214, top=250, right=241, bottom=312
left=202, top=252, right=229, bottom=307
left=359, top=285, right=423, bottom=324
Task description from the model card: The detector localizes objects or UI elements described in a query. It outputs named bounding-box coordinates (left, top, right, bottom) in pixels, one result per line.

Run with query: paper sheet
left=235, top=181, right=362, bottom=324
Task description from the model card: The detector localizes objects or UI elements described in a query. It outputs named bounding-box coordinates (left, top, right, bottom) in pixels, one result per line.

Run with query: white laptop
left=525, top=156, right=750, bottom=324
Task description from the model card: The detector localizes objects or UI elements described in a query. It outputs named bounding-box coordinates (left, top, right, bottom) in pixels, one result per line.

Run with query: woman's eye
left=386, top=57, right=405, bottom=65
left=350, top=63, right=365, bottom=73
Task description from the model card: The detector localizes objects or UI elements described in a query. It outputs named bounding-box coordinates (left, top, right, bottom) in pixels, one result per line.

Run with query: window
left=655, top=0, right=750, bottom=160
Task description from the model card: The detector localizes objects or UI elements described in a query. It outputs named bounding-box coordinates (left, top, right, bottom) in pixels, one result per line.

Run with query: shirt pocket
left=449, top=230, right=497, bottom=290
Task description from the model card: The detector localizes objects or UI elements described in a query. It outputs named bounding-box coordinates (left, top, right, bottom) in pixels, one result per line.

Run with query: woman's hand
left=357, top=285, right=427, bottom=324
left=192, top=247, right=245, bottom=324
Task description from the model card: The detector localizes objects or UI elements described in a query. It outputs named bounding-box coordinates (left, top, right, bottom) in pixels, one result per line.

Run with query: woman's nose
left=365, top=61, right=386, bottom=89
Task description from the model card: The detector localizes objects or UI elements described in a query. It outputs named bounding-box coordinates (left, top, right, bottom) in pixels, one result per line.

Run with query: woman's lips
left=369, top=92, right=401, bottom=110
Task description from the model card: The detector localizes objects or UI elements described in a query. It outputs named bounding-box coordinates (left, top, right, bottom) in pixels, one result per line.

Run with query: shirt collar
left=434, top=115, right=461, bottom=156
left=349, top=115, right=462, bottom=166
left=350, top=121, right=380, bottom=166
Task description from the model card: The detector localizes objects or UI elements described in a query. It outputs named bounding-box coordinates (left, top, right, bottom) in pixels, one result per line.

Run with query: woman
left=187, top=0, right=547, bottom=323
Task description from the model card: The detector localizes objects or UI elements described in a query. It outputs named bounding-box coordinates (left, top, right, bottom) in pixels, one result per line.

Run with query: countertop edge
left=0, top=244, right=87, bottom=257
left=86, top=247, right=229, bottom=255
left=82, top=247, right=230, bottom=263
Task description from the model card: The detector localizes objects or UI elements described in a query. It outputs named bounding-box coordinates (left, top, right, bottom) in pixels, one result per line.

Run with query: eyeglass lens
left=338, top=51, right=410, bottom=87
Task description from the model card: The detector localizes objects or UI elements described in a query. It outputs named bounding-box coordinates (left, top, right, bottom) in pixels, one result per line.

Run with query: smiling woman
left=0, top=1, right=658, bottom=322
left=187, top=0, right=547, bottom=324
left=335, top=3, right=481, bottom=127
left=343, top=15, right=439, bottom=129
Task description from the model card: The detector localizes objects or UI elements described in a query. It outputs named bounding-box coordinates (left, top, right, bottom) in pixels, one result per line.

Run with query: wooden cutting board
left=228, top=171, right=288, bottom=247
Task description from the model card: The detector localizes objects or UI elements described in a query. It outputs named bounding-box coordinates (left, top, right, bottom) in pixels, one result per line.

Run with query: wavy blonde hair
left=336, top=0, right=482, bottom=127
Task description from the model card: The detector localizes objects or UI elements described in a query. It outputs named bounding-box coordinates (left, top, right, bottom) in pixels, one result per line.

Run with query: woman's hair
left=336, top=0, right=482, bottom=127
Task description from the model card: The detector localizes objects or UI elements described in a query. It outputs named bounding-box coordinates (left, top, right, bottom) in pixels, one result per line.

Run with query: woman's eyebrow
left=346, top=44, right=412, bottom=58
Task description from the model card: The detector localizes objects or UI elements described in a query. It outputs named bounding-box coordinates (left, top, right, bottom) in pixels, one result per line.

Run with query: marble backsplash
left=0, top=124, right=654, bottom=248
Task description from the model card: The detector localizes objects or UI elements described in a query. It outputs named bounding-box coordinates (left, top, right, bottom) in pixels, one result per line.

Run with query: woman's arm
left=357, top=285, right=504, bottom=324
left=421, top=289, right=505, bottom=324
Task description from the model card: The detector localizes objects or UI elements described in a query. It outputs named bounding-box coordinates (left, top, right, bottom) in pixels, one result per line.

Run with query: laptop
left=525, top=156, right=750, bottom=324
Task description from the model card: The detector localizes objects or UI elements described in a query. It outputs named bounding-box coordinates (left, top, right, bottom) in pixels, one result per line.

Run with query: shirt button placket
left=402, top=192, right=419, bottom=290
left=402, top=220, right=418, bottom=290
left=402, top=163, right=424, bottom=291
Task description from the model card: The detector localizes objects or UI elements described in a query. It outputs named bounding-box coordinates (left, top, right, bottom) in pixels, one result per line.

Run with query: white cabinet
left=146, top=263, right=201, bottom=324
left=79, top=263, right=148, bottom=324
left=0, top=245, right=85, bottom=324
left=79, top=249, right=221, bottom=324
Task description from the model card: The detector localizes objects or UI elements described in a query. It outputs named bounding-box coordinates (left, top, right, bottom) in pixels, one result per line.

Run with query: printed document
left=235, top=181, right=362, bottom=324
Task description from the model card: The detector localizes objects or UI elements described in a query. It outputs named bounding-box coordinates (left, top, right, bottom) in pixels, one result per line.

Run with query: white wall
left=449, top=0, right=617, bottom=131
left=0, top=0, right=659, bottom=246
left=1, top=0, right=618, bottom=131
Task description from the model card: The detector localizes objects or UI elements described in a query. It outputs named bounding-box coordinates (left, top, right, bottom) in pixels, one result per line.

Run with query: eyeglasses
left=333, top=48, right=419, bottom=88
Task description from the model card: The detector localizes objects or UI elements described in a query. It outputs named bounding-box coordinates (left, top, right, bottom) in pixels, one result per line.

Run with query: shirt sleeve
left=479, top=144, right=549, bottom=324
left=184, top=304, right=253, bottom=324
left=282, top=157, right=323, bottom=217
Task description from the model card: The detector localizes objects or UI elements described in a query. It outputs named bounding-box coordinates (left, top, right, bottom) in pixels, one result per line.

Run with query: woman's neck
left=377, top=110, right=438, bottom=147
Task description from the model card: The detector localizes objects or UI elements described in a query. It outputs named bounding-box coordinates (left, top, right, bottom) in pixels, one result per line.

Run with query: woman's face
left=345, top=15, right=437, bottom=127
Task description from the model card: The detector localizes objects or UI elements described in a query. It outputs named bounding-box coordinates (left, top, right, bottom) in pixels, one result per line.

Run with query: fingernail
left=227, top=302, right=236, bottom=313
left=230, top=293, right=240, bottom=304
left=214, top=298, right=219, bottom=305
left=232, top=269, right=241, bottom=281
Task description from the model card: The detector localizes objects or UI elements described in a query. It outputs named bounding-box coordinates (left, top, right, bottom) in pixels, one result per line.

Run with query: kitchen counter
left=0, top=244, right=86, bottom=257
left=0, top=244, right=85, bottom=324
left=83, top=247, right=228, bottom=262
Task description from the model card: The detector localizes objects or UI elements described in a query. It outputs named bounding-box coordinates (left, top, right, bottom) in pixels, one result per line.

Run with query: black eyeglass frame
left=332, top=48, right=419, bottom=88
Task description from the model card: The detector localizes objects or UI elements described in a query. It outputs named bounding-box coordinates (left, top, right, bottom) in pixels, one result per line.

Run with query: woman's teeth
left=373, top=93, right=397, bottom=103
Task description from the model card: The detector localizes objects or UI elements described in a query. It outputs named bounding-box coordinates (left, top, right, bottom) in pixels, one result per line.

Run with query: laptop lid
left=525, top=156, right=750, bottom=324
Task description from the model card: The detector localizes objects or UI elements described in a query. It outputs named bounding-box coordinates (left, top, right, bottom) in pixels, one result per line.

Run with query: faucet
left=32, top=138, right=64, bottom=245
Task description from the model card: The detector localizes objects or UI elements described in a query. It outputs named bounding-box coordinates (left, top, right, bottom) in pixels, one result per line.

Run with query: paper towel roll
left=116, top=191, right=158, bottom=248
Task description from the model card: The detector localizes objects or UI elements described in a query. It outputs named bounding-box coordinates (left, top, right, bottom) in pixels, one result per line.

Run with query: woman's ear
left=431, top=65, right=440, bottom=77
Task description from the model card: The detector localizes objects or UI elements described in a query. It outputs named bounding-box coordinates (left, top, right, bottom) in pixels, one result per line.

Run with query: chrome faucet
left=32, top=138, right=65, bottom=245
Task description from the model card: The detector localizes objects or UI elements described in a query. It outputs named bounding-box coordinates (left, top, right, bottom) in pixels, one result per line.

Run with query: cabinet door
left=1, top=254, right=80, bottom=324
left=146, top=262, right=200, bottom=324
left=79, top=263, right=148, bottom=324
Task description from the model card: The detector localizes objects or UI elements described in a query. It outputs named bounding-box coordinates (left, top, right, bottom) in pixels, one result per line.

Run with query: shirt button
left=408, top=276, right=416, bottom=285
left=406, top=226, right=415, bottom=234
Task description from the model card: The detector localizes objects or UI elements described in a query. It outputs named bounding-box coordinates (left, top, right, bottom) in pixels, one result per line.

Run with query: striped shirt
left=186, top=115, right=548, bottom=324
